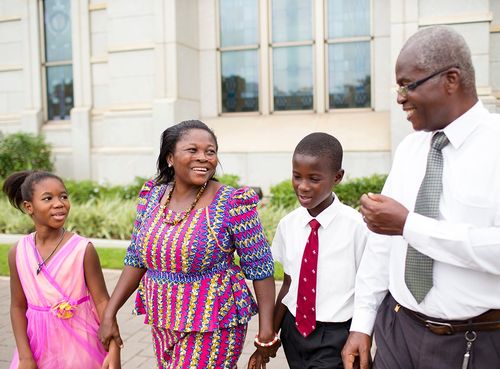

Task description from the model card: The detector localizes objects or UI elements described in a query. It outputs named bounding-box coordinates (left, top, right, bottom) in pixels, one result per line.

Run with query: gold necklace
left=159, top=181, right=208, bottom=225
left=35, top=228, right=66, bottom=275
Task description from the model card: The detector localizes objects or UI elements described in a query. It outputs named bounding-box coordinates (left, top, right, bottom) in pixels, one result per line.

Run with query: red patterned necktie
left=295, top=218, right=321, bottom=337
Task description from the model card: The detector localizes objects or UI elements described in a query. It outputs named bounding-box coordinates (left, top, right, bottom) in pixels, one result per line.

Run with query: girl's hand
left=18, top=357, right=37, bottom=369
left=101, top=350, right=121, bottom=369
left=101, top=339, right=121, bottom=369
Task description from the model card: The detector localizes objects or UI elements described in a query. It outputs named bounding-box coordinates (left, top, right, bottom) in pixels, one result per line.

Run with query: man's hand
left=341, top=331, right=372, bottom=369
left=360, top=193, right=409, bottom=235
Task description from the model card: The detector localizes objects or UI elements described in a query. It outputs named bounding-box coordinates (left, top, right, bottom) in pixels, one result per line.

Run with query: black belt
left=397, top=304, right=500, bottom=335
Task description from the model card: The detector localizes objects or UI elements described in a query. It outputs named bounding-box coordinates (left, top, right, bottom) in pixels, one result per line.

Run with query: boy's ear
left=23, top=201, right=33, bottom=215
left=333, top=169, right=345, bottom=185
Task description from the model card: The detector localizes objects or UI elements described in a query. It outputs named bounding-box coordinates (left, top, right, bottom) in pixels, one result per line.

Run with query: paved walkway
left=0, top=270, right=289, bottom=369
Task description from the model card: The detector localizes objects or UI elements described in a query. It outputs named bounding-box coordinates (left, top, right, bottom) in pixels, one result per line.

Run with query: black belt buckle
left=425, top=319, right=454, bottom=335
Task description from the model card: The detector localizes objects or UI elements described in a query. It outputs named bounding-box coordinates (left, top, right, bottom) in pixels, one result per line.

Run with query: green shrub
left=64, top=176, right=149, bottom=203
left=335, top=174, right=388, bottom=209
left=216, top=173, right=241, bottom=188
left=0, top=198, right=34, bottom=234
left=269, top=174, right=388, bottom=210
left=0, top=132, right=54, bottom=179
left=0, top=197, right=136, bottom=239
left=269, top=180, right=298, bottom=209
left=65, top=198, right=136, bottom=239
left=257, top=204, right=290, bottom=242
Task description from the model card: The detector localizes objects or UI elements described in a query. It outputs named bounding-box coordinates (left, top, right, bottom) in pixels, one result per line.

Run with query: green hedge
left=0, top=132, right=54, bottom=179
left=64, top=174, right=241, bottom=204
left=0, top=173, right=387, bottom=241
left=269, top=173, right=388, bottom=210
left=63, top=177, right=148, bottom=203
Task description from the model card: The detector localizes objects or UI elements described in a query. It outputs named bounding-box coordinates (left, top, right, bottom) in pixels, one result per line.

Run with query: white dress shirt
left=351, top=101, right=500, bottom=335
left=272, top=194, right=368, bottom=322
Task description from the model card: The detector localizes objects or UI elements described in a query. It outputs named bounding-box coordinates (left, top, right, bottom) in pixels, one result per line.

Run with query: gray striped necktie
left=405, top=131, right=449, bottom=303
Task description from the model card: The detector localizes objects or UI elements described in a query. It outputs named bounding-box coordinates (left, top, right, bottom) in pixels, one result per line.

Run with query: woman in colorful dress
left=99, top=120, right=280, bottom=368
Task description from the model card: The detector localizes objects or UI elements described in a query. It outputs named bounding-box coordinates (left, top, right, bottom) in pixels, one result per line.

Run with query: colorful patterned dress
left=124, top=180, right=274, bottom=369
left=10, top=234, right=106, bottom=369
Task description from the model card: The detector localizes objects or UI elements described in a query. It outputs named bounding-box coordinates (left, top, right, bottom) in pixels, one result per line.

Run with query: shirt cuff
left=350, top=308, right=377, bottom=335
left=403, top=212, right=433, bottom=249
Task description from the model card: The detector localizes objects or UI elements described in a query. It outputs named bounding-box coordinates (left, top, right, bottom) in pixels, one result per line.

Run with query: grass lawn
left=0, top=243, right=284, bottom=280
left=0, top=244, right=9, bottom=276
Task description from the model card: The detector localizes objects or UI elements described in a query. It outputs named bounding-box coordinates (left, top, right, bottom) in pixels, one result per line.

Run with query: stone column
left=152, top=0, right=200, bottom=161
left=70, top=0, right=92, bottom=179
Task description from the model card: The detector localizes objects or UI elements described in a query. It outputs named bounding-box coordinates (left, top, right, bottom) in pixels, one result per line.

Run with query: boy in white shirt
left=272, top=132, right=368, bottom=369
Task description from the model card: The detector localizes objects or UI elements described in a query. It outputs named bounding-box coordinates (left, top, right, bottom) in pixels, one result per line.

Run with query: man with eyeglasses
left=341, top=26, right=500, bottom=369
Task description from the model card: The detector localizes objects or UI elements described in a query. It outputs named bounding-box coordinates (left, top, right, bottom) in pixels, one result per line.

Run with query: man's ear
left=444, top=67, right=461, bottom=94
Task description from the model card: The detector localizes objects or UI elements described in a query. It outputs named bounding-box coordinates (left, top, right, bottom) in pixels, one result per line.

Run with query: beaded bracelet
left=254, top=333, right=279, bottom=348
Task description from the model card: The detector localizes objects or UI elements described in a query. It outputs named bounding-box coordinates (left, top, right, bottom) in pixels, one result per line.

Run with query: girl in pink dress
left=4, top=170, right=121, bottom=369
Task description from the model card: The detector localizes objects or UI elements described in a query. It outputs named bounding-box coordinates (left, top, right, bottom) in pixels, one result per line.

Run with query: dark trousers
left=280, top=309, right=351, bottom=369
left=373, top=293, right=500, bottom=369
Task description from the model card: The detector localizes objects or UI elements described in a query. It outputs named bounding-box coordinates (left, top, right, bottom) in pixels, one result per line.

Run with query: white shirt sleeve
left=350, top=232, right=391, bottom=335
left=350, top=170, right=398, bottom=335
left=403, top=211, right=500, bottom=275
left=354, top=220, right=369, bottom=270
left=271, top=220, right=286, bottom=269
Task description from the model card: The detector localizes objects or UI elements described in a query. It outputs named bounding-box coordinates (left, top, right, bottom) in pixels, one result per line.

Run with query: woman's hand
left=98, top=314, right=123, bottom=352
left=247, top=349, right=269, bottom=369
left=254, top=337, right=281, bottom=359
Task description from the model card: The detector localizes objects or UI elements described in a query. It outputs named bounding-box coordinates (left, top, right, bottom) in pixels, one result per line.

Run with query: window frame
left=268, top=0, right=316, bottom=114
left=216, top=0, right=373, bottom=115
left=323, top=0, right=374, bottom=112
left=216, top=0, right=262, bottom=116
left=39, top=0, right=74, bottom=122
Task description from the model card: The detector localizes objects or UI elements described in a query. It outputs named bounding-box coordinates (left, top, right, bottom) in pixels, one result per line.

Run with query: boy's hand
left=341, top=331, right=372, bottom=369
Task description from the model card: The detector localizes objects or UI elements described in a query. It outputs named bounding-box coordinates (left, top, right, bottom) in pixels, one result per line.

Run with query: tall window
left=217, top=0, right=371, bottom=114
left=41, top=0, right=74, bottom=120
left=219, top=0, right=259, bottom=113
left=327, top=0, right=371, bottom=109
left=271, top=0, right=314, bottom=111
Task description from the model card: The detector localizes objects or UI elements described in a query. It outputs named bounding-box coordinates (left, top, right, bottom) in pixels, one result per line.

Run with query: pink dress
left=10, top=233, right=106, bottom=369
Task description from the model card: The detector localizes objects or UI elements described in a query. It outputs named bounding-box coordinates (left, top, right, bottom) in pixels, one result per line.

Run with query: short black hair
left=293, top=132, right=343, bottom=172
left=155, top=120, right=218, bottom=185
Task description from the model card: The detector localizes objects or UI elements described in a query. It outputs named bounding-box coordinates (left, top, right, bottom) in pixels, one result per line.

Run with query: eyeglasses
left=396, top=65, right=459, bottom=97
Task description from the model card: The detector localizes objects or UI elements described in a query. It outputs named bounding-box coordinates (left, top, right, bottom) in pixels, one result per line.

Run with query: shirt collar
left=442, top=100, right=487, bottom=149
left=298, top=193, right=341, bottom=229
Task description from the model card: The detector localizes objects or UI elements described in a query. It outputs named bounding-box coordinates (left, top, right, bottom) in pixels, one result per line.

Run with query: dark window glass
left=328, top=42, right=370, bottom=109
left=328, top=0, right=370, bottom=38
left=43, top=0, right=73, bottom=121
left=43, top=0, right=72, bottom=62
left=272, top=0, right=312, bottom=43
left=221, top=50, right=259, bottom=112
left=46, top=65, right=73, bottom=120
left=219, top=0, right=258, bottom=47
left=273, top=46, right=313, bottom=111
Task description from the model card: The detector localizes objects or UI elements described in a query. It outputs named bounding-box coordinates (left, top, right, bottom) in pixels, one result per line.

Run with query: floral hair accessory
left=51, top=300, right=76, bottom=319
